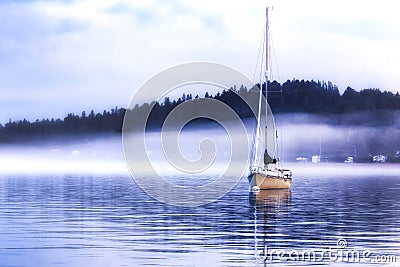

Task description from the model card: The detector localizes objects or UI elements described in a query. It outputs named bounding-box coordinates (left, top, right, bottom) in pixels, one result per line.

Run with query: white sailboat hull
left=249, top=172, right=292, bottom=190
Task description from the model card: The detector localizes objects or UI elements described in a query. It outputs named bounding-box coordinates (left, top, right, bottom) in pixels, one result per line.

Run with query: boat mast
left=264, top=7, right=269, bottom=166
left=252, top=9, right=269, bottom=170
left=265, top=7, right=269, bottom=89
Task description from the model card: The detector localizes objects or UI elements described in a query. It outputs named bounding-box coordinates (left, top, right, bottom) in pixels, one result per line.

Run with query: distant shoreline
left=1, top=79, right=399, bottom=163
left=1, top=114, right=399, bottom=164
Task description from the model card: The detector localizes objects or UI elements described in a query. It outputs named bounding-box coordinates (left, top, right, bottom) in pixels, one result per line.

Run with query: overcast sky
left=1, top=0, right=399, bottom=123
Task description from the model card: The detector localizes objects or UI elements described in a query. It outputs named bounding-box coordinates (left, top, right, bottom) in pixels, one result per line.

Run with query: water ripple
left=0, top=168, right=399, bottom=266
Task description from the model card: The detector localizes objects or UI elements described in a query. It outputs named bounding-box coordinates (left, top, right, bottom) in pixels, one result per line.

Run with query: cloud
left=318, top=19, right=396, bottom=42
left=0, top=0, right=399, bottom=123
left=105, top=1, right=156, bottom=25
left=269, top=0, right=400, bottom=92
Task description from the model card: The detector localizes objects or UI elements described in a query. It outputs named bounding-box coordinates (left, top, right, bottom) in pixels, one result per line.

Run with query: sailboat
left=248, top=7, right=292, bottom=191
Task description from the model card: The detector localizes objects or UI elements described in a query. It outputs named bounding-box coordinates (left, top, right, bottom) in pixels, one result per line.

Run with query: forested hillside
left=1, top=79, right=399, bottom=143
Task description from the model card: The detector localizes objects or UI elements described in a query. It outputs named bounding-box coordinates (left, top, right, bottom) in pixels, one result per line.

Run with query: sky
left=1, top=0, right=399, bottom=123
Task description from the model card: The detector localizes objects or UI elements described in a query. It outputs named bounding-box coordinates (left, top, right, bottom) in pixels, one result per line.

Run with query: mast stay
left=263, top=7, right=276, bottom=166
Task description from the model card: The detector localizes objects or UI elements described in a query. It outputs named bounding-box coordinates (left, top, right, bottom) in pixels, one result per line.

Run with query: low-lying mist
left=276, top=113, right=400, bottom=162
left=0, top=112, right=399, bottom=175
left=0, top=135, right=126, bottom=175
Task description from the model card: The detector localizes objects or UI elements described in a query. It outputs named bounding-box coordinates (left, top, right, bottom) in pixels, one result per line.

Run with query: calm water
left=0, top=164, right=399, bottom=266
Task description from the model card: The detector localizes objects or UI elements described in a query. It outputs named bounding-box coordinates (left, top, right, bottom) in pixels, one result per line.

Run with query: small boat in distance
left=248, top=7, right=292, bottom=191
left=344, top=156, right=354, bottom=163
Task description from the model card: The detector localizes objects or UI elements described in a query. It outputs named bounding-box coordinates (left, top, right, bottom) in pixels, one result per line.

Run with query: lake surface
left=0, top=164, right=399, bottom=266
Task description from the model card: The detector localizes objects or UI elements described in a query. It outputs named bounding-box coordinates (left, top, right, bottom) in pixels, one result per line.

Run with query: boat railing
left=251, top=165, right=292, bottom=180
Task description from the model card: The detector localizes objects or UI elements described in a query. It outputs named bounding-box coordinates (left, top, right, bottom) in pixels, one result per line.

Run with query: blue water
left=0, top=164, right=399, bottom=266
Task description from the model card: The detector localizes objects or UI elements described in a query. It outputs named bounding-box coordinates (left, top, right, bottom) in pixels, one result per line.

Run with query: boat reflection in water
left=249, top=189, right=291, bottom=266
left=249, top=189, right=291, bottom=207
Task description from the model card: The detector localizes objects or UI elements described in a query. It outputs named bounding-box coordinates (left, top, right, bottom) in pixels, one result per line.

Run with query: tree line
left=268, top=79, right=400, bottom=113
left=1, top=79, right=399, bottom=143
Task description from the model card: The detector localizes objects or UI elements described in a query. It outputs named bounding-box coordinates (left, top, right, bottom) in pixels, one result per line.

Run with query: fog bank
left=276, top=113, right=400, bottom=162
left=1, top=112, right=399, bottom=175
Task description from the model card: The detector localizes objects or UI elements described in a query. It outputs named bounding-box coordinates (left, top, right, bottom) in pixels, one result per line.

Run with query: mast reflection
left=249, top=189, right=291, bottom=266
